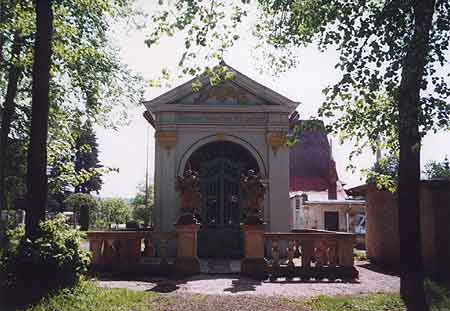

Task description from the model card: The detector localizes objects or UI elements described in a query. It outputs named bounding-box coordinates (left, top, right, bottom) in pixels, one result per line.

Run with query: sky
left=96, top=1, right=450, bottom=198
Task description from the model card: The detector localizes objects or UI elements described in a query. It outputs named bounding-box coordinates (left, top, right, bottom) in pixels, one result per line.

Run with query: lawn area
left=284, top=293, right=405, bottom=311
left=5, top=280, right=448, bottom=311
left=24, top=281, right=155, bottom=311
left=6, top=280, right=405, bottom=311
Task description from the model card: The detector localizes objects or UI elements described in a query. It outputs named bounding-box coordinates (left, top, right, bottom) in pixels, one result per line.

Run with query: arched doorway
left=185, top=141, right=260, bottom=258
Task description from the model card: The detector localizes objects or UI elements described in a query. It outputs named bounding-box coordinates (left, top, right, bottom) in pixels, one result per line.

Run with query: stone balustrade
left=88, top=228, right=358, bottom=280
left=87, top=231, right=176, bottom=274
left=264, top=229, right=358, bottom=281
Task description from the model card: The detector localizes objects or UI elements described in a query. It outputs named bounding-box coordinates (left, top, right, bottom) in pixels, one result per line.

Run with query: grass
left=426, top=280, right=450, bottom=311
left=24, top=281, right=155, bottom=311
left=7, top=278, right=449, bottom=311
left=353, top=249, right=368, bottom=261
left=283, top=293, right=406, bottom=311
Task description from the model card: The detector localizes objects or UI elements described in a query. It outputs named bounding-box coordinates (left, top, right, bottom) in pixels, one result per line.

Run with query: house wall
left=289, top=198, right=366, bottom=233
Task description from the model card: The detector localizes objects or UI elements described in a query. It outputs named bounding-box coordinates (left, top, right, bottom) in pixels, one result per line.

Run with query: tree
left=25, top=0, right=53, bottom=239
left=74, top=121, right=103, bottom=194
left=147, top=1, right=450, bottom=309
left=131, top=183, right=154, bottom=226
left=91, top=198, right=132, bottom=229
left=0, top=0, right=144, bottom=214
left=424, top=157, right=450, bottom=179
left=0, top=0, right=33, bottom=212
left=365, top=155, right=399, bottom=193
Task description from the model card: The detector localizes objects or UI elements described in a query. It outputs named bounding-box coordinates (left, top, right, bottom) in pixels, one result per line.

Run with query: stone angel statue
left=175, top=169, right=202, bottom=224
left=240, top=169, right=267, bottom=224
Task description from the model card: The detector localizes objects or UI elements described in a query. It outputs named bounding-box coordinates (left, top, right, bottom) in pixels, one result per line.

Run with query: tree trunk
left=26, top=0, right=53, bottom=239
left=397, top=1, right=435, bottom=310
left=0, top=33, right=23, bottom=212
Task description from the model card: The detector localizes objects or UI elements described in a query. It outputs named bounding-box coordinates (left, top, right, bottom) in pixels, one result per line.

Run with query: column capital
left=266, top=131, right=287, bottom=154
left=156, top=131, right=177, bottom=153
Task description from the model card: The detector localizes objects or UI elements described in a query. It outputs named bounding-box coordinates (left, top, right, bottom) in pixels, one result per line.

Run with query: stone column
left=174, top=223, right=201, bottom=275
left=241, top=223, right=267, bottom=279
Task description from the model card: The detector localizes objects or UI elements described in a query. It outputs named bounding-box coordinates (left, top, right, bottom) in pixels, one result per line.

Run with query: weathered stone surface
left=241, top=170, right=267, bottom=225
left=175, top=223, right=201, bottom=275
left=241, top=224, right=267, bottom=278
left=174, top=257, right=200, bottom=276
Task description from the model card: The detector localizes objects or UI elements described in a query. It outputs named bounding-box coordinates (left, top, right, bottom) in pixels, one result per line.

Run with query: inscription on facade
left=175, top=113, right=268, bottom=124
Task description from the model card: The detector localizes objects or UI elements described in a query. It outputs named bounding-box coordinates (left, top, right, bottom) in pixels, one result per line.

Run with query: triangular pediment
left=143, top=63, right=298, bottom=112
left=175, top=80, right=267, bottom=106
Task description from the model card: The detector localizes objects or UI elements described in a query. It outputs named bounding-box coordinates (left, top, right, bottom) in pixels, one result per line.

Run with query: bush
left=424, top=157, right=450, bottom=180
left=0, top=214, right=91, bottom=306
left=426, top=279, right=450, bottom=311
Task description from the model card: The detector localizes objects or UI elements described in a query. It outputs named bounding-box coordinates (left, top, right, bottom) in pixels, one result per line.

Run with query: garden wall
left=366, top=180, right=450, bottom=285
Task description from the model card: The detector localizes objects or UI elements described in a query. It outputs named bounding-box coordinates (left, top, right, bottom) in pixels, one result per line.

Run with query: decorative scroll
left=176, top=169, right=202, bottom=224
left=266, top=132, right=287, bottom=154
left=156, top=131, right=177, bottom=153
left=241, top=169, right=267, bottom=224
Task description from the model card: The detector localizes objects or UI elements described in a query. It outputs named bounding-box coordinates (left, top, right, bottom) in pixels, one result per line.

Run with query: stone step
left=199, top=259, right=241, bottom=274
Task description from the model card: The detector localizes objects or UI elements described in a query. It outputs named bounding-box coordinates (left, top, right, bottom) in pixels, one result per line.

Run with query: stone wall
left=365, top=186, right=400, bottom=265
left=366, top=181, right=450, bottom=285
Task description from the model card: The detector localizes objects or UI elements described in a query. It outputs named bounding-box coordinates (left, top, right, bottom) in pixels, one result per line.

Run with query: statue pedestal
left=241, top=223, right=267, bottom=279
left=174, top=223, right=200, bottom=275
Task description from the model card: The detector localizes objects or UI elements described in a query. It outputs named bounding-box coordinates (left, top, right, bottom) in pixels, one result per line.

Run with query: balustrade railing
left=87, top=231, right=176, bottom=274
left=264, top=230, right=358, bottom=281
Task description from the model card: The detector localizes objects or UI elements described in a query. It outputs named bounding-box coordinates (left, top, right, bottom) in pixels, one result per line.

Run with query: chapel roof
left=142, top=62, right=299, bottom=113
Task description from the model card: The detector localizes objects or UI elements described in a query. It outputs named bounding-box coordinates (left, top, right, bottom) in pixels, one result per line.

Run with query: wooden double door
left=197, top=157, right=244, bottom=258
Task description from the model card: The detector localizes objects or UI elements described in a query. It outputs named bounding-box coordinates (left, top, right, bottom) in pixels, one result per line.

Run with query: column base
left=241, top=258, right=267, bottom=279
left=175, top=257, right=200, bottom=276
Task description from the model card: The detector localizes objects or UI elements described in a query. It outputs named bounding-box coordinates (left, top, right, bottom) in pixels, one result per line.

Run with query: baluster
left=294, top=240, right=301, bottom=258
left=287, top=240, right=295, bottom=269
left=272, top=240, right=280, bottom=269
left=113, top=238, right=122, bottom=265
left=316, top=239, right=329, bottom=267
left=89, top=238, right=103, bottom=265
left=144, top=237, right=155, bottom=257
left=301, top=240, right=313, bottom=270
left=329, top=241, right=337, bottom=267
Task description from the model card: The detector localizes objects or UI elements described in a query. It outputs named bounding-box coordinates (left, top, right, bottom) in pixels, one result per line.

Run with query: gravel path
left=96, top=261, right=399, bottom=299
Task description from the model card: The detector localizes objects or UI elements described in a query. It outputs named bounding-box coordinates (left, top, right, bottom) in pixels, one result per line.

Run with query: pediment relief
left=174, top=81, right=266, bottom=106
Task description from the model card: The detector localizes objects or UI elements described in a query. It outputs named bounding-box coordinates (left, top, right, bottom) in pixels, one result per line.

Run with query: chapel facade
left=143, top=63, right=298, bottom=257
